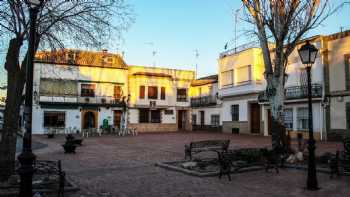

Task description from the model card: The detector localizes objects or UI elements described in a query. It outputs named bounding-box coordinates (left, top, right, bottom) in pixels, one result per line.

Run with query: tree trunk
left=268, top=80, right=288, bottom=151
left=0, top=38, right=24, bottom=182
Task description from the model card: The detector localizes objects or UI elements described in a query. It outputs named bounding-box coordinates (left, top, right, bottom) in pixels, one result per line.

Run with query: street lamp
left=298, top=41, right=319, bottom=190
left=17, top=0, right=43, bottom=196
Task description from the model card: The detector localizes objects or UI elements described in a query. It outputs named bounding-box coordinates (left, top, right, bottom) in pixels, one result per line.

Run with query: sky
left=1, top=0, right=350, bottom=97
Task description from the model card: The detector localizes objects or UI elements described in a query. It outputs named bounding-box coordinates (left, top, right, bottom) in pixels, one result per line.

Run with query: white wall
left=221, top=99, right=252, bottom=122
left=32, top=106, right=81, bottom=134
left=98, top=108, right=113, bottom=127
left=162, top=107, right=177, bottom=124
left=192, top=107, right=222, bottom=125
left=261, top=102, right=323, bottom=135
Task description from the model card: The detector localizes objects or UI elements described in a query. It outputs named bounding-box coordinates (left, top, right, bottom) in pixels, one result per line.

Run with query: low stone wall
left=326, top=130, right=348, bottom=141
left=129, top=123, right=178, bottom=133
left=288, top=131, right=321, bottom=141
left=222, top=121, right=249, bottom=134
left=192, top=125, right=222, bottom=132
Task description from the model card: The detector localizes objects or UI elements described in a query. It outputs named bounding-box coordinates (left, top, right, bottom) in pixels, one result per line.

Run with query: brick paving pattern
left=33, top=132, right=349, bottom=197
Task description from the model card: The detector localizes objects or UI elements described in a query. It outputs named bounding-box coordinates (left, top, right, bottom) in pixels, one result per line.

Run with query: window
left=81, top=84, right=95, bottom=97
left=139, top=86, right=145, bottom=99
left=297, top=107, right=308, bottom=130
left=161, top=87, right=166, bottom=100
left=44, top=112, right=65, bottom=128
left=150, top=110, right=161, bottom=123
left=284, top=109, right=293, bottom=130
left=139, top=109, right=149, bottom=123
left=40, top=79, right=77, bottom=96
left=221, top=70, right=233, bottom=86
left=236, top=65, right=251, bottom=84
left=211, top=115, right=220, bottom=127
left=148, top=86, right=158, bottom=99
left=114, top=86, right=122, bottom=99
left=164, top=110, right=173, bottom=115
left=177, top=88, right=187, bottom=102
left=231, top=105, right=239, bottom=121
left=192, top=114, right=197, bottom=125
left=139, top=109, right=161, bottom=123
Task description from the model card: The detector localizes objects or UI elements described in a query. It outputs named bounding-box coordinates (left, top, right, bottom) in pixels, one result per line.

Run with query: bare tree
left=241, top=0, right=339, bottom=150
left=0, top=0, right=133, bottom=181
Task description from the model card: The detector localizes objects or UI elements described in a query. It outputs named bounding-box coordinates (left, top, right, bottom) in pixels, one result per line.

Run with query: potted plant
left=62, top=138, right=77, bottom=153
left=47, top=128, right=55, bottom=138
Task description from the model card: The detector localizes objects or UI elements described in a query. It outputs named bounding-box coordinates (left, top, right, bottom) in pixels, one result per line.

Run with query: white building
left=128, top=65, right=195, bottom=132
left=190, top=75, right=222, bottom=131
left=258, top=37, right=325, bottom=140
left=218, top=45, right=266, bottom=135
left=324, top=30, right=350, bottom=140
left=32, top=49, right=128, bottom=134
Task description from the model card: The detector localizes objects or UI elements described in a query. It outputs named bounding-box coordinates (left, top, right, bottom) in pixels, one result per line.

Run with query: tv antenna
left=194, top=49, right=199, bottom=79
left=145, top=42, right=157, bottom=66
left=234, top=4, right=244, bottom=51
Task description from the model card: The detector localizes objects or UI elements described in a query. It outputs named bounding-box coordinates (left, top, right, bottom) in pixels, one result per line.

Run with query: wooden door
left=200, top=111, right=205, bottom=127
left=250, top=103, right=260, bottom=134
left=114, top=110, right=122, bottom=128
left=178, top=110, right=186, bottom=130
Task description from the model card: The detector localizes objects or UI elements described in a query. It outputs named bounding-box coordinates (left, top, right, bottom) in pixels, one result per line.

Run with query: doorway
left=114, top=110, right=123, bottom=128
left=250, top=103, right=260, bottom=134
left=178, top=110, right=187, bottom=130
left=200, top=111, right=205, bottom=128
left=82, top=110, right=98, bottom=129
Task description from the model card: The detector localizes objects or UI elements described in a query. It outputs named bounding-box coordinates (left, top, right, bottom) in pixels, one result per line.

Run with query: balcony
left=258, top=84, right=323, bottom=103
left=191, top=96, right=217, bottom=107
left=39, top=94, right=125, bottom=107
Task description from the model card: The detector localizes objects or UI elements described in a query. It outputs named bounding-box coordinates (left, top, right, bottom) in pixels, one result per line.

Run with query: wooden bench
left=218, top=148, right=279, bottom=181
left=330, top=137, right=350, bottom=178
left=184, top=140, right=230, bottom=160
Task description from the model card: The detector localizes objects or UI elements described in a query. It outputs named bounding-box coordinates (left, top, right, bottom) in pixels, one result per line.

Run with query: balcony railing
left=191, top=96, right=217, bottom=107
left=258, top=84, right=322, bottom=102
left=39, top=94, right=125, bottom=106
left=219, top=41, right=260, bottom=58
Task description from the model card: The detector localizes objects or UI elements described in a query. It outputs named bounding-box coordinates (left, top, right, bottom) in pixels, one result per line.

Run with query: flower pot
left=47, top=133, right=55, bottom=138
left=62, top=143, right=77, bottom=153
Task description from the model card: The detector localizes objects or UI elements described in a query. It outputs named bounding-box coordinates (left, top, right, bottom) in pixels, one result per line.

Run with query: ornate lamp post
left=298, top=41, right=319, bottom=190
left=17, top=0, right=43, bottom=196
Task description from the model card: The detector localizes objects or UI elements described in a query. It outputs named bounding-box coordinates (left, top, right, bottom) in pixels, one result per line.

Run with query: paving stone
left=31, top=132, right=349, bottom=197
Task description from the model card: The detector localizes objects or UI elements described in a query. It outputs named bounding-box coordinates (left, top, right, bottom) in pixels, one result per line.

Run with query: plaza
left=30, top=132, right=348, bottom=197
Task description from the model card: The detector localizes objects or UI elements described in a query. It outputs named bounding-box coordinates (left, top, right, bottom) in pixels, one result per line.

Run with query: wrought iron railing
left=39, top=94, right=124, bottom=105
left=219, top=41, right=260, bottom=58
left=191, top=96, right=217, bottom=107
left=258, top=84, right=323, bottom=102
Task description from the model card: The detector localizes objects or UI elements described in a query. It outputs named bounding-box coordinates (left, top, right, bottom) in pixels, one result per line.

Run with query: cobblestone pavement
left=33, top=132, right=349, bottom=197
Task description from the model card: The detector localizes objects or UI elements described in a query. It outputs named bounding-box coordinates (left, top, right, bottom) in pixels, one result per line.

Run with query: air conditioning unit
left=101, top=98, right=106, bottom=104
left=150, top=101, right=156, bottom=108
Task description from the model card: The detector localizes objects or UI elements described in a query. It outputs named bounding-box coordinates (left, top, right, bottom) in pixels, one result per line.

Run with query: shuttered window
left=231, top=105, right=239, bottom=121
left=81, top=84, right=96, bottom=97
left=236, top=65, right=251, bottom=84
left=221, top=70, right=233, bottom=86
left=40, top=79, right=77, bottom=96
left=44, top=112, right=65, bottom=128
left=139, top=86, right=145, bottom=99
left=297, top=107, right=308, bottom=130
left=148, top=86, right=158, bottom=99
left=114, top=86, right=122, bottom=99
left=161, top=87, right=166, bottom=100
